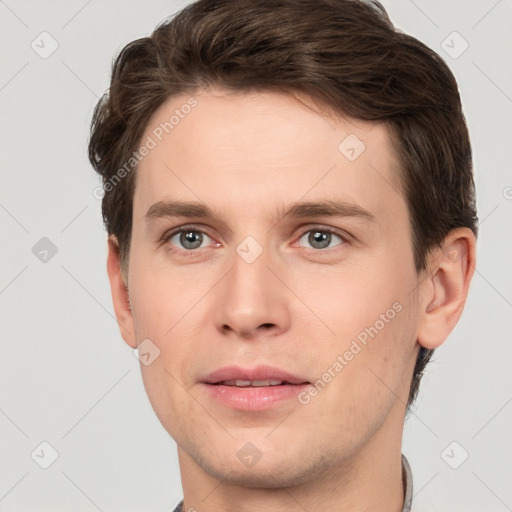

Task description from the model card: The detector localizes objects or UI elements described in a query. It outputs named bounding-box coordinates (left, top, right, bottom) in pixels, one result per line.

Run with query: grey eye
left=169, top=230, right=211, bottom=250
left=298, top=230, right=343, bottom=250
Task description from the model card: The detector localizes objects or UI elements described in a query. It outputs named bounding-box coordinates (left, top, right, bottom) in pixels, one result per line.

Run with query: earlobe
left=106, top=236, right=137, bottom=348
left=417, top=228, right=476, bottom=350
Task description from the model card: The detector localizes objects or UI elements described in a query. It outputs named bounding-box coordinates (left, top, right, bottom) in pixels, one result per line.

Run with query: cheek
left=127, top=248, right=201, bottom=338
left=295, top=253, right=419, bottom=381
left=127, top=259, right=212, bottom=380
left=291, top=256, right=412, bottom=332
left=301, top=292, right=418, bottom=438
left=128, top=268, right=203, bottom=434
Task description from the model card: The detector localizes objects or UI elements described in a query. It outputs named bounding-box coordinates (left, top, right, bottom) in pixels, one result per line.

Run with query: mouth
left=202, top=364, right=309, bottom=385
left=215, top=379, right=298, bottom=387
left=200, top=365, right=310, bottom=411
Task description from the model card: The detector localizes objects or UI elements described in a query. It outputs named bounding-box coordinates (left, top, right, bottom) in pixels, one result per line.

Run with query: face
left=119, top=88, right=425, bottom=487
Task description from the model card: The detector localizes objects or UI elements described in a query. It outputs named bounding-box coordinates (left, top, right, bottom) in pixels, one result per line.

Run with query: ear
left=417, top=227, right=476, bottom=350
left=106, top=236, right=137, bottom=348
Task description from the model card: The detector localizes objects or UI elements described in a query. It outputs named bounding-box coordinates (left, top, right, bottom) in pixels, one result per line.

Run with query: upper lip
left=201, top=365, right=309, bottom=385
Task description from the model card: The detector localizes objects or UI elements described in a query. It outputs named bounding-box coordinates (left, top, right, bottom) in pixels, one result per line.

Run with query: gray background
left=1, top=0, right=511, bottom=510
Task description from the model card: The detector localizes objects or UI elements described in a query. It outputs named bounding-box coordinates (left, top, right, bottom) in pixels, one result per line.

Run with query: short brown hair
left=89, top=0, right=478, bottom=405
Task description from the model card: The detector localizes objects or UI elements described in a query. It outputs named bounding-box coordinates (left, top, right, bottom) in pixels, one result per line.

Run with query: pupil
left=310, top=231, right=330, bottom=249
left=182, top=231, right=202, bottom=249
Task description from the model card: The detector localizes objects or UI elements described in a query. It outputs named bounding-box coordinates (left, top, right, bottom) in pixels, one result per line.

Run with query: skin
left=107, top=88, right=476, bottom=512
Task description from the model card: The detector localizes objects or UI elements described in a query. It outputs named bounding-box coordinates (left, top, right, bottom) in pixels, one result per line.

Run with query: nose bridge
left=229, top=235, right=273, bottom=306
left=214, top=234, right=289, bottom=336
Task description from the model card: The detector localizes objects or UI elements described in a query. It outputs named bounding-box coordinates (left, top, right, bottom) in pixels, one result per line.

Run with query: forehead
left=132, top=88, right=404, bottom=222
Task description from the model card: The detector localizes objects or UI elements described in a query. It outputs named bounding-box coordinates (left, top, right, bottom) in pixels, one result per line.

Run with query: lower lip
left=201, top=383, right=309, bottom=411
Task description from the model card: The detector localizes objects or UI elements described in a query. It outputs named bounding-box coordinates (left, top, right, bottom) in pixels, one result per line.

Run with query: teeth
left=221, top=379, right=284, bottom=387
left=252, top=379, right=283, bottom=386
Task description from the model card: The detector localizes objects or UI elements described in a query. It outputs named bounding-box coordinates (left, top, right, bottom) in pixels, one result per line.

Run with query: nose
left=213, top=242, right=291, bottom=339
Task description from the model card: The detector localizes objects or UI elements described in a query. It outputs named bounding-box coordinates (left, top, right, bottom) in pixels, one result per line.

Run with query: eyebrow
left=145, top=199, right=376, bottom=225
left=279, top=200, right=375, bottom=222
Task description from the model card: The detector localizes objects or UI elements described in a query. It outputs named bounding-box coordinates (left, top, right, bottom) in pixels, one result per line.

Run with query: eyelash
left=161, top=224, right=347, bottom=256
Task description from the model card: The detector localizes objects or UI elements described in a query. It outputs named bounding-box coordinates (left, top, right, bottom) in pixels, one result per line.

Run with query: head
left=89, top=0, right=477, bottom=489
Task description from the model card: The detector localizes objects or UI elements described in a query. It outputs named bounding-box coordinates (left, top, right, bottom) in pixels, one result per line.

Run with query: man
left=89, top=0, right=477, bottom=510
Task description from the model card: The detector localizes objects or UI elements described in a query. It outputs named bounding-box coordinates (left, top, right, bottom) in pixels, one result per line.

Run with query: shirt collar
left=401, top=453, right=413, bottom=512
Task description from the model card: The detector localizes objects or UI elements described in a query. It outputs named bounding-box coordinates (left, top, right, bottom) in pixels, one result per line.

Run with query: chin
left=206, top=465, right=309, bottom=489
left=193, top=447, right=336, bottom=489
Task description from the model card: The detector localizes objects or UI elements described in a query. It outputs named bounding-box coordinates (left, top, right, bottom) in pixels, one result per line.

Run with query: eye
left=166, top=229, right=214, bottom=250
left=297, top=228, right=344, bottom=250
